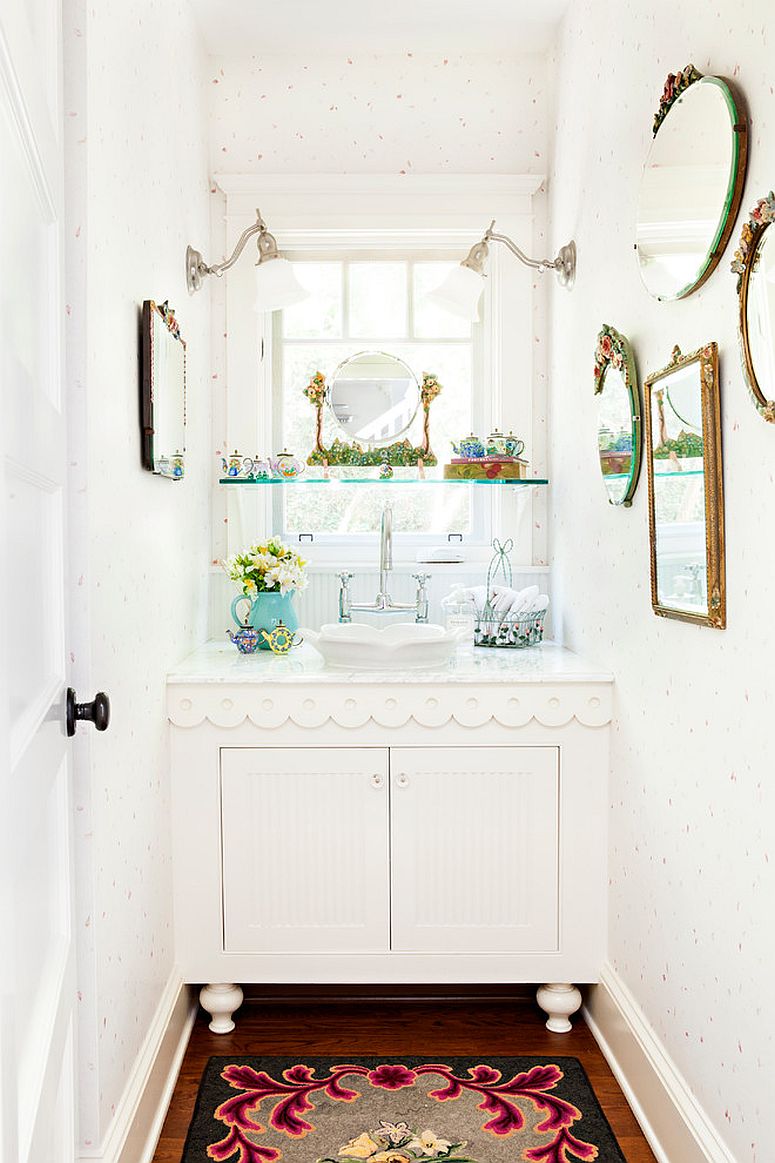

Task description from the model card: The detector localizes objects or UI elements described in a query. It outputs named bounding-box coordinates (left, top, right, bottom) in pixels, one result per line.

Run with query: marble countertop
left=168, top=639, right=613, bottom=686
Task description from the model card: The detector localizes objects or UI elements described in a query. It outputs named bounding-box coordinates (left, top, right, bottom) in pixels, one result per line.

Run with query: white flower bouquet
left=222, top=539, right=308, bottom=597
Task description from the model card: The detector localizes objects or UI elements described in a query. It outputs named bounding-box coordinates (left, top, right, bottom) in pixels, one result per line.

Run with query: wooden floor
left=153, top=994, right=656, bottom=1163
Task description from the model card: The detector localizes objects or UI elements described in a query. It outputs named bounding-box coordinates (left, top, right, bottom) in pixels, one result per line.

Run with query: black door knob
left=67, top=688, right=111, bottom=737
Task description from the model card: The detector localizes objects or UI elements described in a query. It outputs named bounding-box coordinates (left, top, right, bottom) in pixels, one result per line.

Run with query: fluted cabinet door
left=221, top=747, right=390, bottom=953
left=390, top=746, right=559, bottom=953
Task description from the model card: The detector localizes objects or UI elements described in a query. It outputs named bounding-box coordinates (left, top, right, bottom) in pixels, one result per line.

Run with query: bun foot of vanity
left=200, top=983, right=244, bottom=1033
left=536, top=983, right=582, bottom=1033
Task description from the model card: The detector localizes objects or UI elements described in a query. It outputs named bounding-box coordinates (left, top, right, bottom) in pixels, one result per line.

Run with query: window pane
left=282, top=262, right=342, bottom=338
left=349, top=262, right=407, bottom=338
left=413, top=262, right=472, bottom=339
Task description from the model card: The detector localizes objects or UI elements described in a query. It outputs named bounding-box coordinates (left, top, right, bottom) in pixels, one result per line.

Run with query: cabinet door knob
left=371, top=774, right=384, bottom=789
left=397, top=773, right=409, bottom=788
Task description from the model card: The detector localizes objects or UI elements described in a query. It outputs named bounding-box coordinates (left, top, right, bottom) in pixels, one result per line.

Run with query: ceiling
left=189, top=0, right=570, bottom=56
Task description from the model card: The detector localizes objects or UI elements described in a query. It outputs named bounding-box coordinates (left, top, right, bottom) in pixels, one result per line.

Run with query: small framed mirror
left=594, top=325, right=642, bottom=507
left=644, top=344, right=725, bottom=628
left=305, top=354, right=442, bottom=466
left=732, top=192, right=775, bottom=421
left=636, top=66, right=748, bottom=301
left=141, top=300, right=186, bottom=478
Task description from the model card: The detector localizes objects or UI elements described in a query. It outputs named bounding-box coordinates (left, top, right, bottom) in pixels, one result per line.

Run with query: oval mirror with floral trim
left=731, top=192, right=775, bottom=421
left=594, top=325, right=642, bottom=507
left=635, top=65, right=748, bottom=300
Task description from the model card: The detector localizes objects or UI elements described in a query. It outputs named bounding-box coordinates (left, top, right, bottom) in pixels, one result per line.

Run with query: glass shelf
left=218, top=476, right=549, bottom=486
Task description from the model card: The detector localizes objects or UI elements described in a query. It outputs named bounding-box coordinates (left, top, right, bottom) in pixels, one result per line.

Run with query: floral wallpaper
left=548, top=3, right=774, bottom=1160
left=64, top=0, right=211, bottom=1150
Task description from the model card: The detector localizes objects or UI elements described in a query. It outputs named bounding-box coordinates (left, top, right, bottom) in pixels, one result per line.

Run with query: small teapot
left=451, top=434, right=486, bottom=459
left=226, top=625, right=261, bottom=654
left=270, top=450, right=305, bottom=479
left=171, top=450, right=184, bottom=478
left=221, top=449, right=244, bottom=477
left=251, top=456, right=271, bottom=480
left=503, top=431, right=526, bottom=458
left=260, top=621, right=302, bottom=654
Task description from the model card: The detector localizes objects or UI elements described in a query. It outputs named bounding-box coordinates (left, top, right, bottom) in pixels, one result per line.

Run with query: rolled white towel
left=461, top=584, right=488, bottom=612
left=489, top=584, right=520, bottom=618
left=526, top=593, right=550, bottom=615
left=505, top=584, right=539, bottom=617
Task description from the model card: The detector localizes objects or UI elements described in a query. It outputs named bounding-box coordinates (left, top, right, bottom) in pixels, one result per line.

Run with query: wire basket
left=473, top=538, right=545, bottom=649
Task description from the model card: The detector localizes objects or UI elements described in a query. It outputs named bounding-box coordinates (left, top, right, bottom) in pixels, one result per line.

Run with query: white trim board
left=584, top=963, right=737, bottom=1163
left=79, top=974, right=196, bottom=1163
left=212, top=172, right=546, bottom=225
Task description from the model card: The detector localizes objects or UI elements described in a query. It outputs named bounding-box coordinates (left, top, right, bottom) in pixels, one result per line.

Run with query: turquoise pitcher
left=230, top=590, right=299, bottom=651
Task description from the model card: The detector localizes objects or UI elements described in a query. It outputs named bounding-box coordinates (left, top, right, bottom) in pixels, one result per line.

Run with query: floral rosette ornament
left=221, top=538, right=308, bottom=598
left=304, top=370, right=327, bottom=408
left=652, top=64, right=702, bottom=135
left=420, top=373, right=442, bottom=409
left=593, top=325, right=627, bottom=394
left=730, top=191, right=775, bottom=292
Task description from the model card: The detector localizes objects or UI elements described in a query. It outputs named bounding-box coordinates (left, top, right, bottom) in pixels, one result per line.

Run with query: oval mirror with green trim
left=594, top=325, right=642, bottom=507
left=636, top=65, right=748, bottom=301
left=731, top=192, right=775, bottom=422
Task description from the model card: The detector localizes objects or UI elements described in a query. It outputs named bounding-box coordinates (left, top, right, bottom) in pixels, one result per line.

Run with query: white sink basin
left=301, top=622, right=464, bottom=670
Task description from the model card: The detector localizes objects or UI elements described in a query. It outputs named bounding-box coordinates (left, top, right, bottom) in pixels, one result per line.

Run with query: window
left=272, top=255, right=490, bottom=545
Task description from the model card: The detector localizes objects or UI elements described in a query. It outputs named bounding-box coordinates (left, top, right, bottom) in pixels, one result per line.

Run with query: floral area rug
left=181, top=1056, right=626, bottom=1163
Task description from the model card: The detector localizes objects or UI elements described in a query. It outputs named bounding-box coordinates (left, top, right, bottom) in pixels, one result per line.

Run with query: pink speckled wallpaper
left=207, top=53, right=548, bottom=174
left=548, top=3, right=773, bottom=1160
left=64, top=0, right=211, bottom=1151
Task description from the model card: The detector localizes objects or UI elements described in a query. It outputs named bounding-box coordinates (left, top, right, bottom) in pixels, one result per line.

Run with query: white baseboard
left=79, top=972, right=196, bottom=1163
left=583, top=963, right=736, bottom=1163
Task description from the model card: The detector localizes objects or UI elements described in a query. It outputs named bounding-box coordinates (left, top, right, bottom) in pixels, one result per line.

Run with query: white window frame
left=213, top=174, right=544, bottom=567
left=270, top=245, right=490, bottom=551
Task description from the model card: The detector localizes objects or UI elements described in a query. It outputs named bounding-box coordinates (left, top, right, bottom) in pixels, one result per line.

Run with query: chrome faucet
left=338, top=504, right=430, bottom=623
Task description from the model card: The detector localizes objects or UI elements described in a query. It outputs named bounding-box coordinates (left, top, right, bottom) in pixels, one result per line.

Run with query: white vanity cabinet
left=167, top=642, right=613, bottom=1034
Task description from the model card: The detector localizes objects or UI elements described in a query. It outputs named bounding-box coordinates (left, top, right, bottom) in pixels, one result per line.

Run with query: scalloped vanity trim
left=167, top=685, right=613, bottom=730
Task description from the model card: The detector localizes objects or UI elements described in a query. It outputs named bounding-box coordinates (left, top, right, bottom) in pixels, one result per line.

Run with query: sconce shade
left=253, top=257, right=309, bottom=313
left=425, top=263, right=485, bottom=322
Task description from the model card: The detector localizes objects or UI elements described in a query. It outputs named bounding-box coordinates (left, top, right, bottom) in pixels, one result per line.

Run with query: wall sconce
left=185, top=209, right=309, bottom=312
left=427, top=221, right=577, bottom=321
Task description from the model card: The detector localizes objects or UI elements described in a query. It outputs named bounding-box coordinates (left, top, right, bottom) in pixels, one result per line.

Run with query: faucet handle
left=412, top=572, right=431, bottom=586
left=338, top=571, right=354, bottom=584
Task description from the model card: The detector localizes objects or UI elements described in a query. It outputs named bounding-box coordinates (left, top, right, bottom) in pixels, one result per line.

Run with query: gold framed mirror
left=635, top=66, right=748, bottom=301
left=644, top=344, right=725, bottom=628
left=594, top=324, right=642, bottom=507
left=731, top=192, right=775, bottom=421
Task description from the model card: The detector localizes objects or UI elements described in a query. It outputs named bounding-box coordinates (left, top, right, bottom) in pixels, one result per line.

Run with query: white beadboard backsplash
left=210, top=564, right=551, bottom=638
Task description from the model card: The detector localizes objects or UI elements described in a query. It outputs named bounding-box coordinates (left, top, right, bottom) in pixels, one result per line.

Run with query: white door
left=390, top=746, right=559, bottom=953
left=1, top=3, right=78, bottom=1160
left=221, top=747, right=390, bottom=953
